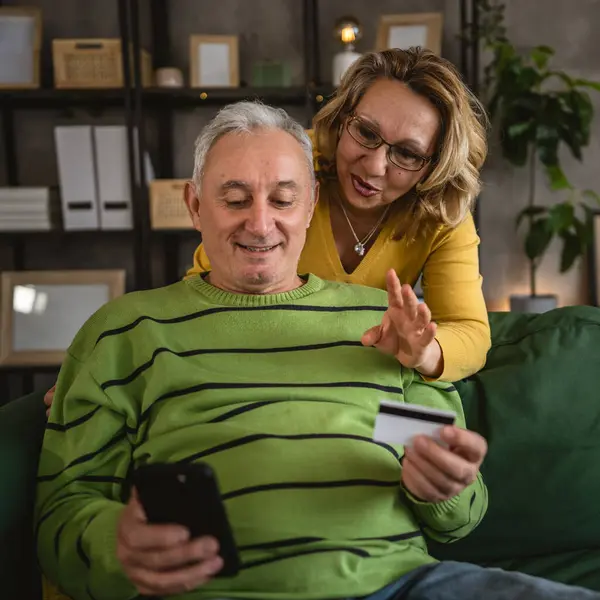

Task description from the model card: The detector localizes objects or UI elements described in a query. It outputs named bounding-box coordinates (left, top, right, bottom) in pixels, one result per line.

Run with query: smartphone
left=133, top=461, right=241, bottom=577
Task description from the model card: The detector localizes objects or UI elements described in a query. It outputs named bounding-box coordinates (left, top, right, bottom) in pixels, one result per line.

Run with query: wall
left=1, top=0, right=599, bottom=399
left=3, top=0, right=598, bottom=304
left=479, top=0, right=600, bottom=310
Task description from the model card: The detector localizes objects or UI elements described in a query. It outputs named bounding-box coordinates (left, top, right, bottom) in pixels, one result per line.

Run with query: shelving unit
left=0, top=0, right=480, bottom=401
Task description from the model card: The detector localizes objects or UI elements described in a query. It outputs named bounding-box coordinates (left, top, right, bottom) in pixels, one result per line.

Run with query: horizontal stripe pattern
left=101, top=340, right=365, bottom=391
left=239, top=531, right=421, bottom=552
left=178, top=432, right=402, bottom=464
left=96, top=303, right=386, bottom=346
left=242, top=546, right=369, bottom=570
left=35, top=277, right=485, bottom=599
left=37, top=430, right=127, bottom=482
left=135, top=380, right=404, bottom=431
left=46, top=406, right=101, bottom=432
left=222, top=478, right=400, bottom=502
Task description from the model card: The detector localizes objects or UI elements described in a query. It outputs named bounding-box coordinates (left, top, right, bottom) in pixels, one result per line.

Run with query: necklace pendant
left=354, top=242, right=365, bottom=256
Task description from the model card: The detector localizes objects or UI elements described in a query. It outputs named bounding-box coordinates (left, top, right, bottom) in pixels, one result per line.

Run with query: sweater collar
left=185, top=272, right=324, bottom=306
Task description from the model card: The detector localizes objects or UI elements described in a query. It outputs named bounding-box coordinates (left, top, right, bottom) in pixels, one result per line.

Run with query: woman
left=44, top=47, right=490, bottom=414
left=188, top=47, right=490, bottom=382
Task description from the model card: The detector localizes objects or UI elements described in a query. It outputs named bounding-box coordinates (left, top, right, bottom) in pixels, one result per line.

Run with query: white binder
left=54, top=126, right=99, bottom=230
left=93, top=126, right=134, bottom=230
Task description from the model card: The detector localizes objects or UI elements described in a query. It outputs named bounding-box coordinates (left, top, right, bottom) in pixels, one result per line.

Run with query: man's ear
left=184, top=181, right=202, bottom=232
left=307, top=181, right=319, bottom=228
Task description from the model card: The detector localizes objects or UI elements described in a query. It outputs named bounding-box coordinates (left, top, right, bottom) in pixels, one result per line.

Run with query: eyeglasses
left=346, top=115, right=433, bottom=172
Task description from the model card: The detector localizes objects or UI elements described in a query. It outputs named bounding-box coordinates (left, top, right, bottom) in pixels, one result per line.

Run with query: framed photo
left=376, top=13, right=443, bottom=55
left=189, top=35, right=239, bottom=88
left=0, top=6, right=42, bottom=89
left=149, top=179, right=194, bottom=230
left=0, top=270, right=125, bottom=366
left=591, top=212, right=600, bottom=306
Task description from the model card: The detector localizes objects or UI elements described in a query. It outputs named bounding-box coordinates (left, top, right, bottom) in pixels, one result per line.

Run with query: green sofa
left=2, top=306, right=600, bottom=599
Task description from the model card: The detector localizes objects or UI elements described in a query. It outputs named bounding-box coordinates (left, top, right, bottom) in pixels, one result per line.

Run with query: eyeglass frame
left=345, top=114, right=435, bottom=172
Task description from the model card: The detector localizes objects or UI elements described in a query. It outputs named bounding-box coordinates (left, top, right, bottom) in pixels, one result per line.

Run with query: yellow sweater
left=188, top=194, right=490, bottom=382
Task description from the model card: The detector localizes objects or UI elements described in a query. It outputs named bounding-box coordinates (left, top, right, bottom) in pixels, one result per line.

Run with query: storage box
left=52, top=38, right=153, bottom=88
left=149, top=179, right=193, bottom=230
left=0, top=7, right=42, bottom=89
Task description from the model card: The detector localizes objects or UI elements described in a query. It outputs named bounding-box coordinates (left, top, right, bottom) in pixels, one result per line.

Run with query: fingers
left=386, top=269, right=404, bottom=308
left=403, top=444, right=469, bottom=501
left=401, top=283, right=419, bottom=320
left=411, top=434, right=479, bottom=486
left=402, top=453, right=450, bottom=504
left=117, top=491, right=223, bottom=596
left=361, top=325, right=382, bottom=347
left=43, top=385, right=56, bottom=408
left=127, top=535, right=220, bottom=571
left=440, top=426, right=488, bottom=466
left=129, top=553, right=223, bottom=597
left=415, top=302, right=431, bottom=331
left=118, top=491, right=189, bottom=552
left=419, top=322, right=437, bottom=349
left=120, top=516, right=190, bottom=553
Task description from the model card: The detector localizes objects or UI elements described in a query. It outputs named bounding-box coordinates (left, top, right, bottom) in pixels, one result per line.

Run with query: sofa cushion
left=429, top=306, right=600, bottom=590
left=0, top=391, right=47, bottom=600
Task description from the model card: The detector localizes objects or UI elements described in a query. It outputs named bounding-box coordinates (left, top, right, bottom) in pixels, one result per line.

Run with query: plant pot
left=509, top=294, right=558, bottom=314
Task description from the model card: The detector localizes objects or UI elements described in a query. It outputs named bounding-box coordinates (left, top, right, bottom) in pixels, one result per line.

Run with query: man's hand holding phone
left=116, top=489, right=223, bottom=597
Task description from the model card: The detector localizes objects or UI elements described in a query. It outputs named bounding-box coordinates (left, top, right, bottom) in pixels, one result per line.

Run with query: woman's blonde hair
left=313, top=47, right=488, bottom=239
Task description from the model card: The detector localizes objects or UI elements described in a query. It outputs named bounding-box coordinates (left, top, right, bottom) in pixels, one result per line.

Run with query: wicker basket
left=149, top=180, right=194, bottom=230
left=52, top=38, right=153, bottom=89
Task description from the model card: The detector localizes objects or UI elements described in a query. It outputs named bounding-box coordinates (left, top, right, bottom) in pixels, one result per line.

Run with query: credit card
left=373, top=400, right=456, bottom=446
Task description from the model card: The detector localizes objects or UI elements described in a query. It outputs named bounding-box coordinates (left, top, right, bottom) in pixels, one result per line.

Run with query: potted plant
left=473, top=1, right=600, bottom=312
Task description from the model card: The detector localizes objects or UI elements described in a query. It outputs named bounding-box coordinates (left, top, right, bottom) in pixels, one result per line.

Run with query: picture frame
left=591, top=211, right=600, bottom=306
left=0, top=270, right=125, bottom=366
left=376, top=13, right=443, bottom=55
left=0, top=6, right=42, bottom=89
left=189, top=35, right=239, bottom=88
left=149, top=179, right=194, bottom=230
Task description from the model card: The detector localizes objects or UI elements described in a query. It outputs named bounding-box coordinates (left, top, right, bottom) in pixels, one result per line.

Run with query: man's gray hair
left=192, top=101, right=315, bottom=196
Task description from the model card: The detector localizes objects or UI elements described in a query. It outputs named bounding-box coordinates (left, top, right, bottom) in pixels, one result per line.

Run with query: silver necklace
left=338, top=201, right=391, bottom=256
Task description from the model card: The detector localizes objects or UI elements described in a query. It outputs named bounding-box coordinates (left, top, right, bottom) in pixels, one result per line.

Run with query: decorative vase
left=332, top=49, right=361, bottom=85
left=509, top=294, right=558, bottom=314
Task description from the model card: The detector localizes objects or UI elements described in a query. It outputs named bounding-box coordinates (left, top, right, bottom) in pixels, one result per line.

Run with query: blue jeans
left=355, top=561, right=600, bottom=600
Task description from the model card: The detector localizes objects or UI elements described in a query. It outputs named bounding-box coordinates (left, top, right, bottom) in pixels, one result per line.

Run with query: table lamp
left=332, top=16, right=362, bottom=86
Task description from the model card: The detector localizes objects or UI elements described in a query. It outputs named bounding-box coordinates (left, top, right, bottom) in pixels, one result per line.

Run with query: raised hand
left=361, top=269, right=443, bottom=378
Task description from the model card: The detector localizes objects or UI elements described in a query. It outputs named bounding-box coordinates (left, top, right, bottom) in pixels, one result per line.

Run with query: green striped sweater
left=35, top=274, right=487, bottom=600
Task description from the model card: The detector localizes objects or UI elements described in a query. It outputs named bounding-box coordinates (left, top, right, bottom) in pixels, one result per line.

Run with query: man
left=36, top=102, right=599, bottom=600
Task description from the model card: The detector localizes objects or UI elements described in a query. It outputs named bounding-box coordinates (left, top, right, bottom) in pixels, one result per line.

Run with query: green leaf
left=568, top=90, right=594, bottom=140
left=548, top=202, right=574, bottom=232
left=559, top=231, right=582, bottom=272
left=573, top=78, right=600, bottom=92
left=531, top=45, right=554, bottom=69
left=545, top=165, right=571, bottom=191
left=573, top=213, right=593, bottom=246
left=516, top=205, right=547, bottom=228
left=536, top=125, right=560, bottom=167
left=546, top=71, right=574, bottom=88
left=507, top=121, right=534, bottom=138
left=583, top=189, right=600, bottom=206
left=525, top=218, right=554, bottom=261
left=500, top=127, right=530, bottom=166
